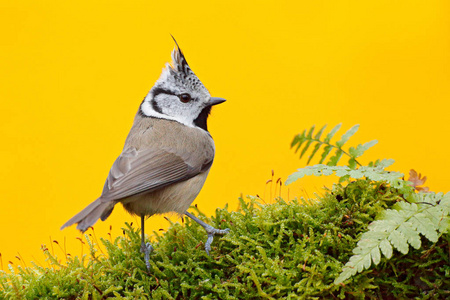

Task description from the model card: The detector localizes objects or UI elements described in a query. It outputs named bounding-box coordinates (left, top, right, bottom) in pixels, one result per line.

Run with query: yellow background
left=1, top=1, right=449, bottom=269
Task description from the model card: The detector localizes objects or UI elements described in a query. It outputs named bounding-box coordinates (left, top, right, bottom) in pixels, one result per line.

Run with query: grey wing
left=100, top=146, right=209, bottom=201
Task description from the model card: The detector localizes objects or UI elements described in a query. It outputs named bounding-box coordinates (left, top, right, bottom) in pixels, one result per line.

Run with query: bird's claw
left=204, top=226, right=230, bottom=256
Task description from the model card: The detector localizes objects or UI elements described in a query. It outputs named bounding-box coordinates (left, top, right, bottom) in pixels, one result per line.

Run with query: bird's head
left=140, top=40, right=225, bottom=131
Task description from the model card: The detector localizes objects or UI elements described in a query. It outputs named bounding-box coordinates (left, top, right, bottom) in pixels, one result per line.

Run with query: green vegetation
left=1, top=124, right=448, bottom=299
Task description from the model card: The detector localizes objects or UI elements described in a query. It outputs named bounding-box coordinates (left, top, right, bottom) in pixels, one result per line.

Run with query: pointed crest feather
left=168, top=35, right=191, bottom=76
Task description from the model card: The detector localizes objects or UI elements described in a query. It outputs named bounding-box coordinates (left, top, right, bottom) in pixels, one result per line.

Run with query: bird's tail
left=60, top=199, right=115, bottom=232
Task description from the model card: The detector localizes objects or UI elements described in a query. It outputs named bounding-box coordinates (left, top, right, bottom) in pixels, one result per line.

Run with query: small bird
left=61, top=39, right=229, bottom=270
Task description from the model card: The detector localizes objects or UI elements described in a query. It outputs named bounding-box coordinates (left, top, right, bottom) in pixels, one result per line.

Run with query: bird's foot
left=203, top=224, right=230, bottom=256
left=140, top=242, right=153, bottom=271
left=185, top=211, right=230, bottom=255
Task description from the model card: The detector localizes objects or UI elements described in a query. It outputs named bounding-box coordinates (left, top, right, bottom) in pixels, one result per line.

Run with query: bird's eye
left=178, top=93, right=192, bottom=103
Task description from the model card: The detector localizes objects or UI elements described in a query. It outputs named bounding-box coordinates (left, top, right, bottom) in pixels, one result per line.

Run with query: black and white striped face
left=141, top=47, right=224, bottom=131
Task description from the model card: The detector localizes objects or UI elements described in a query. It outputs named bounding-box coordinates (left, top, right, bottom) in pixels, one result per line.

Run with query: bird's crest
left=168, top=36, right=192, bottom=78
left=154, top=36, right=206, bottom=94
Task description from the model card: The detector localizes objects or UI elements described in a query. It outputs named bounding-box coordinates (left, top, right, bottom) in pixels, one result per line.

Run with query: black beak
left=208, top=97, right=226, bottom=106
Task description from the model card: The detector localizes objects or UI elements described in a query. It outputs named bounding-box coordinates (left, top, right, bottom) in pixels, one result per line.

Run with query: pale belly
left=120, top=170, right=210, bottom=216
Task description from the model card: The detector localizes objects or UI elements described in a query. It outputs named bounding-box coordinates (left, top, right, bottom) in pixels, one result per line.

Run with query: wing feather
left=100, top=146, right=208, bottom=201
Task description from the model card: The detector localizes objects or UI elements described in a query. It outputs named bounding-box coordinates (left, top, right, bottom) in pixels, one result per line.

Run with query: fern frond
left=334, top=192, right=450, bottom=285
left=291, top=124, right=377, bottom=167
left=285, top=159, right=400, bottom=187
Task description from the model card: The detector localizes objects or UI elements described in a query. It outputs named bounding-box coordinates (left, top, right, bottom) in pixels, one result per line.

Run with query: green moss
left=1, top=179, right=448, bottom=299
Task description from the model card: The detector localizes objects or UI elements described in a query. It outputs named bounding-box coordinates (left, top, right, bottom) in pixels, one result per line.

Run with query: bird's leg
left=185, top=211, right=230, bottom=256
left=140, top=215, right=153, bottom=271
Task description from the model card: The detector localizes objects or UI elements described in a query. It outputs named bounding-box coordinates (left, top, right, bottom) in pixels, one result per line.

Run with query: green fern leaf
left=397, top=222, right=421, bottom=249
left=319, top=145, right=333, bottom=164
left=388, top=230, right=409, bottom=254
left=285, top=168, right=310, bottom=185
left=324, top=123, right=342, bottom=143
left=348, top=158, right=357, bottom=169
left=314, top=124, right=327, bottom=140
left=335, top=192, right=449, bottom=285
left=299, top=140, right=314, bottom=159
left=437, top=193, right=450, bottom=231
left=297, top=126, right=315, bottom=158
left=307, top=143, right=322, bottom=164
left=368, top=159, right=379, bottom=167
left=335, top=166, right=350, bottom=177
left=307, top=125, right=315, bottom=139
left=377, top=159, right=395, bottom=168
left=370, top=246, right=381, bottom=265
left=327, top=149, right=344, bottom=166
left=348, top=140, right=378, bottom=158
left=336, top=125, right=359, bottom=148
left=338, top=174, right=350, bottom=183
left=349, top=169, right=364, bottom=179
left=322, top=167, right=334, bottom=176
left=292, top=124, right=376, bottom=167
left=379, top=239, right=393, bottom=259
left=292, top=130, right=306, bottom=152
left=410, top=212, right=439, bottom=243
left=286, top=162, right=400, bottom=186
left=290, top=133, right=300, bottom=148
left=440, top=192, right=450, bottom=212
left=306, top=126, right=327, bottom=164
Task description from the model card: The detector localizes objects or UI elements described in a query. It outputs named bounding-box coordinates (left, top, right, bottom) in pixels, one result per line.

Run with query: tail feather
left=60, top=199, right=115, bottom=232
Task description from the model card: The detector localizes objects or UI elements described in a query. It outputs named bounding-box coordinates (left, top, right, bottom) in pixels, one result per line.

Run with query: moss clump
left=1, top=179, right=449, bottom=299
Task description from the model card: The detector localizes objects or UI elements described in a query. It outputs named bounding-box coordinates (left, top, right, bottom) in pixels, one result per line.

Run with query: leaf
left=290, top=134, right=301, bottom=148
left=368, top=159, right=379, bottom=167
left=397, top=222, right=421, bottom=249
left=324, top=123, right=342, bottom=143
left=314, top=124, right=327, bottom=140
left=299, top=140, right=314, bottom=159
left=407, top=169, right=426, bottom=186
left=361, top=252, right=372, bottom=270
left=370, top=246, right=381, bottom=265
left=307, top=143, right=322, bottom=164
left=379, top=239, right=393, bottom=259
left=349, top=169, right=364, bottom=179
left=335, top=166, right=351, bottom=177
left=301, top=125, right=328, bottom=164
left=335, top=262, right=357, bottom=285
left=349, top=140, right=378, bottom=158
left=319, top=145, right=333, bottom=164
left=322, top=167, right=334, bottom=176
left=336, top=124, right=359, bottom=148
left=338, top=174, right=350, bottom=183
left=410, top=213, right=439, bottom=243
left=377, top=159, right=395, bottom=169
left=388, top=231, right=409, bottom=254
left=306, top=125, right=315, bottom=139
left=327, top=149, right=344, bottom=166
left=292, top=130, right=306, bottom=152
left=407, top=169, right=430, bottom=193
left=285, top=167, right=315, bottom=185
left=348, top=158, right=357, bottom=170
left=336, top=191, right=449, bottom=284
left=369, top=219, right=397, bottom=233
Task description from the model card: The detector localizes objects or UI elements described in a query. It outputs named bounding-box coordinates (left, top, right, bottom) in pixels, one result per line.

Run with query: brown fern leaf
left=407, top=169, right=430, bottom=192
